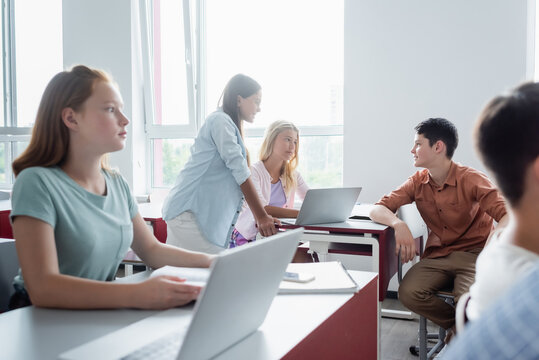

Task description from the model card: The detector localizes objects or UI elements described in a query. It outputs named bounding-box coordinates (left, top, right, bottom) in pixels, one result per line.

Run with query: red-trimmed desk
left=138, top=202, right=167, bottom=243
left=279, top=216, right=396, bottom=359
left=280, top=219, right=397, bottom=303
left=0, top=201, right=167, bottom=243
left=122, top=203, right=169, bottom=274
left=0, top=200, right=13, bottom=239
left=137, top=201, right=398, bottom=303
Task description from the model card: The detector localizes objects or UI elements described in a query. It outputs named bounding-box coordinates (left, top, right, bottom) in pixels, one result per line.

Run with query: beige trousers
left=166, top=211, right=224, bottom=254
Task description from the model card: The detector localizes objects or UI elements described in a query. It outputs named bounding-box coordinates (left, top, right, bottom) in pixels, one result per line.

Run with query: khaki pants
left=398, top=249, right=481, bottom=329
left=166, top=212, right=224, bottom=254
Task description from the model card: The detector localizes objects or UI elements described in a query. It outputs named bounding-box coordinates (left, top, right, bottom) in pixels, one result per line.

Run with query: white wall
left=344, top=0, right=531, bottom=203
left=62, top=0, right=147, bottom=194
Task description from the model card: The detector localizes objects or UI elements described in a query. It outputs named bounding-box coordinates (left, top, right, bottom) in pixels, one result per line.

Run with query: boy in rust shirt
left=369, top=118, right=508, bottom=336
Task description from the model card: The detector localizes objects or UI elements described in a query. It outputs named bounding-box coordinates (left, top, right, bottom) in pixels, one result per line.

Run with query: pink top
left=235, top=161, right=309, bottom=240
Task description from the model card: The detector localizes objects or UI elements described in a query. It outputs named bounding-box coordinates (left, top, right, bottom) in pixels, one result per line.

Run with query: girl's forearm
left=240, top=178, right=269, bottom=220
left=141, top=242, right=214, bottom=270
left=264, top=205, right=299, bottom=218
left=27, top=273, right=138, bottom=309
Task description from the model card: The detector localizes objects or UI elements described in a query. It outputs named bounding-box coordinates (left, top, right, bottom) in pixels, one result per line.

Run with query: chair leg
left=410, top=315, right=429, bottom=359
left=409, top=316, right=449, bottom=360
left=419, top=315, right=428, bottom=360
left=409, top=294, right=455, bottom=359
left=427, top=327, right=446, bottom=358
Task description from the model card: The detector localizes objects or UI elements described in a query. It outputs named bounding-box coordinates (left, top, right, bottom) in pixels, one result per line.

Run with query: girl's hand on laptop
left=136, top=276, right=202, bottom=309
left=256, top=214, right=279, bottom=237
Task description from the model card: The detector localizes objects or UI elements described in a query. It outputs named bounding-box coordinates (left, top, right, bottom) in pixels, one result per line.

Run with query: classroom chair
left=0, top=239, right=19, bottom=312
left=396, top=202, right=427, bottom=290
left=408, top=290, right=455, bottom=359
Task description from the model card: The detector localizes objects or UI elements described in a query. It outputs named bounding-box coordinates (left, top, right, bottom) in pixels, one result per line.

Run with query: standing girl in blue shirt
left=163, top=74, right=278, bottom=253
left=9, top=65, right=213, bottom=310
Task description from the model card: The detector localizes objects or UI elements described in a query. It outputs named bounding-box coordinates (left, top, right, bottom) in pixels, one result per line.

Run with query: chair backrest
left=397, top=203, right=428, bottom=242
left=396, top=203, right=428, bottom=282
left=0, top=239, right=19, bottom=312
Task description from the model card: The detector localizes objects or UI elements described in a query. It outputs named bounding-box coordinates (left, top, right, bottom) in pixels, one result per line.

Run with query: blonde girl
left=231, top=120, right=309, bottom=246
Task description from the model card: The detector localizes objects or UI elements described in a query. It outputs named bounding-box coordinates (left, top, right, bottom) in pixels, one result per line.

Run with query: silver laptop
left=282, top=187, right=362, bottom=226
left=59, top=228, right=303, bottom=360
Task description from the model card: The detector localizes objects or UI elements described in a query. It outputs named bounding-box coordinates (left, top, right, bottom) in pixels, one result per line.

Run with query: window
left=146, top=0, right=196, bottom=188
left=0, top=0, right=63, bottom=187
left=148, top=0, right=343, bottom=189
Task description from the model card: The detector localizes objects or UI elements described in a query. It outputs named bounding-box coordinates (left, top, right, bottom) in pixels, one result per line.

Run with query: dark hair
left=219, top=74, right=261, bottom=138
left=475, top=82, right=539, bottom=207
left=12, top=65, right=112, bottom=176
left=414, top=118, right=459, bottom=159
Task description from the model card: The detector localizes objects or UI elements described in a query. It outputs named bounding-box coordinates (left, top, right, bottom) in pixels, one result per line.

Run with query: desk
left=123, top=202, right=167, bottom=274
left=0, top=200, right=13, bottom=239
left=281, top=205, right=397, bottom=303
left=0, top=200, right=167, bottom=243
left=0, top=238, right=18, bottom=312
left=142, top=202, right=398, bottom=303
left=0, top=271, right=378, bottom=360
left=280, top=216, right=394, bottom=358
left=138, top=202, right=167, bottom=243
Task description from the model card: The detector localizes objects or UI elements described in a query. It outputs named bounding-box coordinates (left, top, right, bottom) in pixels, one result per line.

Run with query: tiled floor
left=381, top=298, right=441, bottom=360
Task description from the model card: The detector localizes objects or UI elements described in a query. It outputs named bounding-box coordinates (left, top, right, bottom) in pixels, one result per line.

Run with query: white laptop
left=281, top=187, right=362, bottom=226
left=59, top=228, right=303, bottom=360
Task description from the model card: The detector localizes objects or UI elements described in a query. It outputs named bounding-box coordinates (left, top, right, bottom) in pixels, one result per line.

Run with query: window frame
left=0, top=0, right=32, bottom=188
left=142, top=0, right=200, bottom=189
left=144, top=0, right=344, bottom=191
left=142, top=0, right=199, bottom=139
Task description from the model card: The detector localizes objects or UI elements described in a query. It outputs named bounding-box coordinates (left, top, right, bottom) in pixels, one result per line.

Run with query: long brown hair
left=218, top=73, right=261, bottom=139
left=259, top=120, right=300, bottom=196
left=12, top=65, right=111, bottom=176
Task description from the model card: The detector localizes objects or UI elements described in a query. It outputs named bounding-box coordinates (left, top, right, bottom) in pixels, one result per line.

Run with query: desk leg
left=125, top=264, right=133, bottom=277
left=308, top=240, right=329, bottom=262
left=361, top=234, right=379, bottom=274
left=306, top=249, right=319, bottom=262
left=359, top=234, right=381, bottom=360
left=379, top=230, right=415, bottom=320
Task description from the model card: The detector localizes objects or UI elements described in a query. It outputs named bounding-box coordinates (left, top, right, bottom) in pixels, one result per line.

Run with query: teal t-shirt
left=10, top=166, right=138, bottom=289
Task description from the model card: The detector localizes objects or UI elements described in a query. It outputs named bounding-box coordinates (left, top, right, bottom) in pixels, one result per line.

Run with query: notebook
left=59, top=228, right=303, bottom=360
left=281, top=187, right=362, bottom=226
left=279, top=261, right=358, bottom=294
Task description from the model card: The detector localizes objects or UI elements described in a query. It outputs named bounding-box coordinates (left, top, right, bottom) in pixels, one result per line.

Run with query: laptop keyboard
left=122, top=329, right=184, bottom=360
